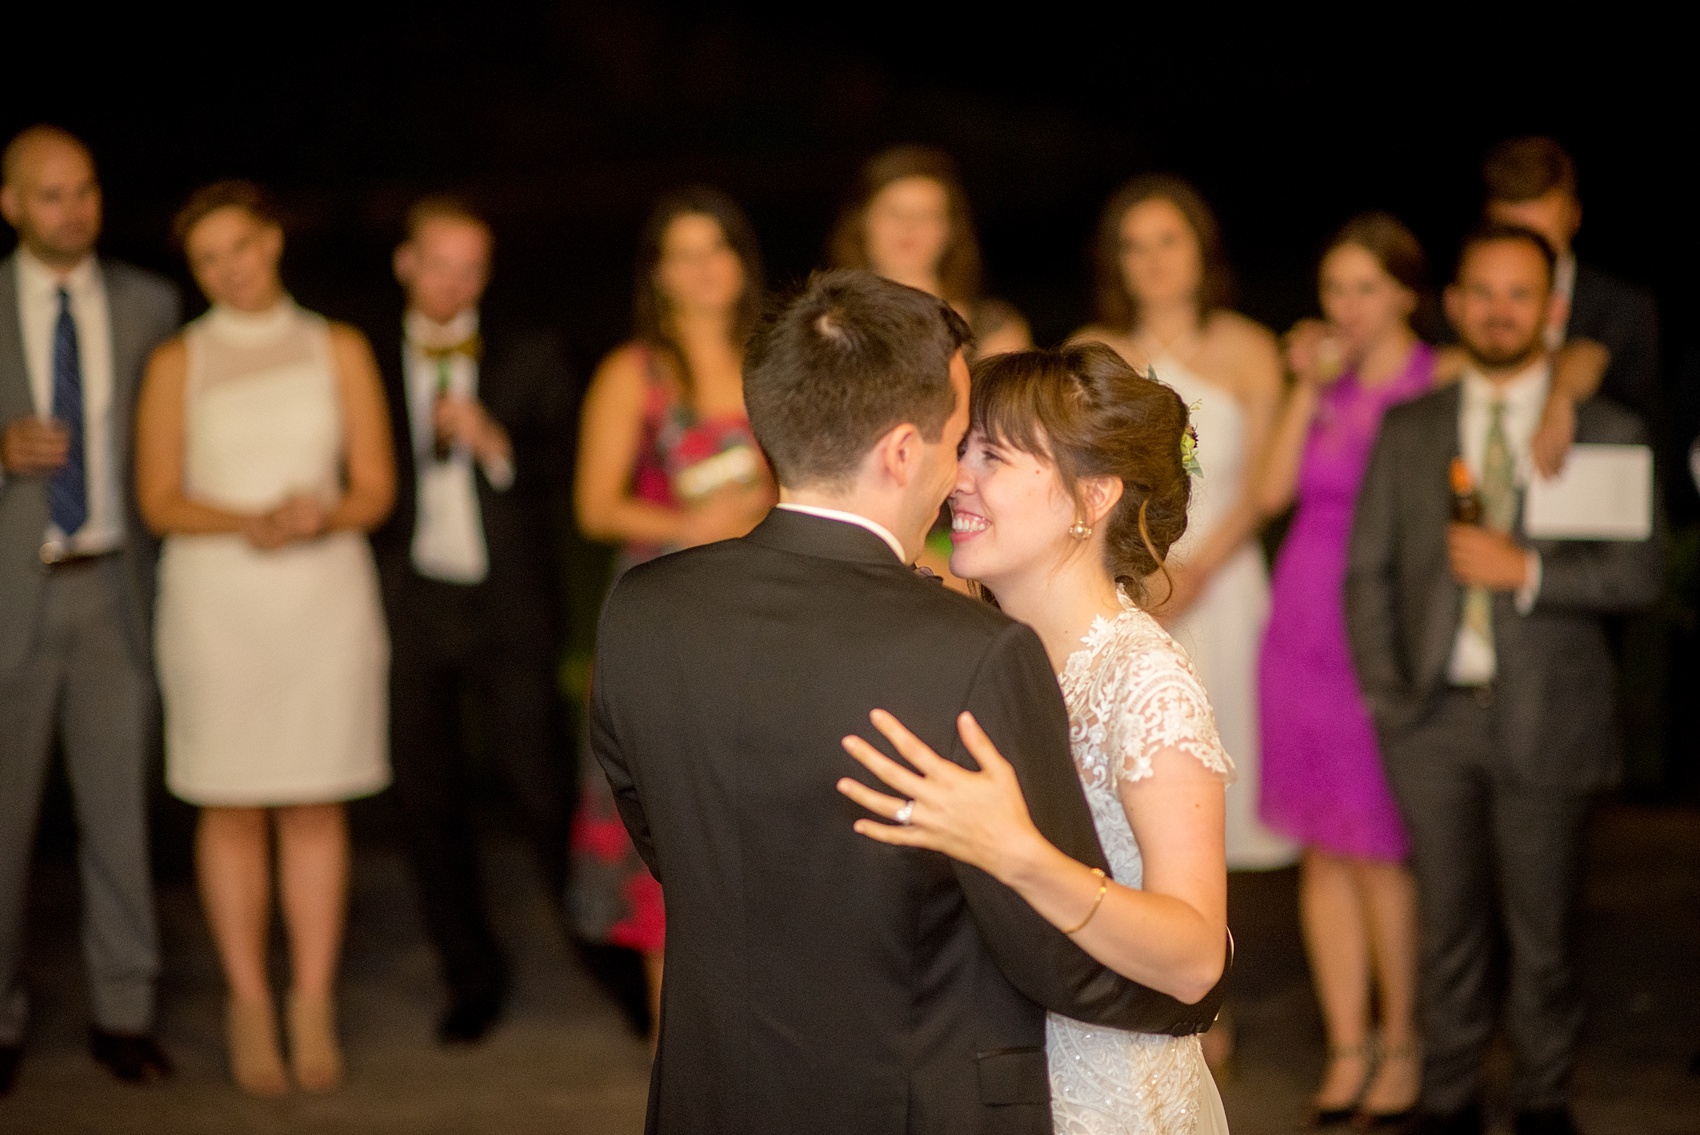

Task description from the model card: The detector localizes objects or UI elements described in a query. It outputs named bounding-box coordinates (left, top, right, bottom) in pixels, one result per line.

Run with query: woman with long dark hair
left=571, top=187, right=774, bottom=1036
left=1074, top=174, right=1297, bottom=874
left=832, top=146, right=1030, bottom=587
left=829, top=145, right=1030, bottom=360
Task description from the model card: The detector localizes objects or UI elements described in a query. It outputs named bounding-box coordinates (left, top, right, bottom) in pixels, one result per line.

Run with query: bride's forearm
left=1003, top=841, right=1226, bottom=1005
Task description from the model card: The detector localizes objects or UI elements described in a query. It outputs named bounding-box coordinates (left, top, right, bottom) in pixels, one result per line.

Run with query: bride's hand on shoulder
left=836, top=709, right=1048, bottom=884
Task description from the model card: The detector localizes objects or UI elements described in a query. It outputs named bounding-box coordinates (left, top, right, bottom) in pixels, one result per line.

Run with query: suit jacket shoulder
left=101, top=259, right=181, bottom=328
left=1378, top=380, right=1459, bottom=445
left=1569, top=262, right=1659, bottom=417
left=609, top=534, right=1011, bottom=641
left=1574, top=261, right=1656, bottom=317
left=1574, top=395, right=1650, bottom=445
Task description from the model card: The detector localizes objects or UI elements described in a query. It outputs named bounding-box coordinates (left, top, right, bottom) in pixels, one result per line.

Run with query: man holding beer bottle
left=1344, top=222, right=1664, bottom=1135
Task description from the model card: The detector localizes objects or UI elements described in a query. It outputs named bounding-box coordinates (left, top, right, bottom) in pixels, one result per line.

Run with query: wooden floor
left=2, top=803, right=1696, bottom=1134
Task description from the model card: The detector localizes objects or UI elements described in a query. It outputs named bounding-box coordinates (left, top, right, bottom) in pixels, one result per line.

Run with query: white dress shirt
left=403, top=308, right=511, bottom=584
left=13, top=249, right=123, bottom=555
left=1447, top=360, right=1548, bottom=685
left=775, top=502, right=907, bottom=562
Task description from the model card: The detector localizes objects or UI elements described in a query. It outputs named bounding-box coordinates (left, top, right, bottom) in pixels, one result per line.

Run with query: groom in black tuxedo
left=590, top=270, right=1223, bottom=1135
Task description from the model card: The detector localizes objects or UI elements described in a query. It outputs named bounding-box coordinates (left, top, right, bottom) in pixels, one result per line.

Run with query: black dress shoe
left=0, top=1044, right=20, bottom=1096
left=1408, top=1103, right=1485, bottom=1135
left=1513, top=1107, right=1581, bottom=1135
left=438, top=989, right=504, bottom=1045
left=89, top=1029, right=173, bottom=1084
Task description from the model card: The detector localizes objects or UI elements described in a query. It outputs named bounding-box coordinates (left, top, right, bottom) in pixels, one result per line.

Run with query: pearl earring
left=1068, top=521, right=1093, bottom=541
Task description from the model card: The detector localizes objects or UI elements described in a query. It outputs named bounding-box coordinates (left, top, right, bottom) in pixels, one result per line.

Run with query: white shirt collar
left=774, top=502, right=907, bottom=562
left=1461, top=357, right=1550, bottom=417
left=16, top=246, right=98, bottom=298
left=405, top=306, right=479, bottom=350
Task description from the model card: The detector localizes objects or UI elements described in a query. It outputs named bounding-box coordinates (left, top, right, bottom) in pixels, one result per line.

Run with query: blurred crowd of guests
left=0, top=122, right=1672, bottom=1135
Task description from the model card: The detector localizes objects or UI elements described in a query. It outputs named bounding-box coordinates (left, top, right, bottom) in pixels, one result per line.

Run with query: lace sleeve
left=1105, top=644, right=1236, bottom=786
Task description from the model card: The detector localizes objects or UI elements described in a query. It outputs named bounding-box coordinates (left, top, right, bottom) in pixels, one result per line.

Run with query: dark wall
left=7, top=4, right=1696, bottom=791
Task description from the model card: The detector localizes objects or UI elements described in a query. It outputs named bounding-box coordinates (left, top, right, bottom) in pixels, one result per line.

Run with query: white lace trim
left=1045, top=591, right=1234, bottom=1134
left=1057, top=591, right=1236, bottom=792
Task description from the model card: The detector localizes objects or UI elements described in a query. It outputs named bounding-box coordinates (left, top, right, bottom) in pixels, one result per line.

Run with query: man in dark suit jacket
left=1346, top=225, right=1664, bottom=1135
left=366, top=198, right=572, bottom=1044
left=1484, top=136, right=1660, bottom=420
left=592, top=270, right=1224, bottom=1135
left=0, top=126, right=178, bottom=1094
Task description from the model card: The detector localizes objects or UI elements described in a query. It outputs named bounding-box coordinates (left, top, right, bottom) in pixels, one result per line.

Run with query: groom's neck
left=779, top=485, right=911, bottom=558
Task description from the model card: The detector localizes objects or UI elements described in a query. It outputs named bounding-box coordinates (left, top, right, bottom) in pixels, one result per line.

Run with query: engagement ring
left=894, top=800, right=915, bottom=826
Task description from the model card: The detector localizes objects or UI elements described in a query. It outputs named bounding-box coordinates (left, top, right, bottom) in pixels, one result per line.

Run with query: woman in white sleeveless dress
left=1073, top=174, right=1297, bottom=884
left=838, top=345, right=1232, bottom=1134
left=135, top=183, right=394, bottom=1097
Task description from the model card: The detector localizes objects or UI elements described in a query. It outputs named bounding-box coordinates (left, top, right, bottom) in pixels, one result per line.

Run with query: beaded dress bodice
left=1046, top=592, right=1233, bottom=1135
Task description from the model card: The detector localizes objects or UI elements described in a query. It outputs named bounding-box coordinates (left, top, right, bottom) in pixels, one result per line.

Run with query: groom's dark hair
left=744, top=268, right=972, bottom=490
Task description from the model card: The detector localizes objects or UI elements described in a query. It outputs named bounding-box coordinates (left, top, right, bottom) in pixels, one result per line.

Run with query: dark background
left=6, top=2, right=1697, bottom=793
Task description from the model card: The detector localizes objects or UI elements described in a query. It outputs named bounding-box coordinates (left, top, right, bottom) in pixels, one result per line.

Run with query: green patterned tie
left=1462, top=401, right=1516, bottom=645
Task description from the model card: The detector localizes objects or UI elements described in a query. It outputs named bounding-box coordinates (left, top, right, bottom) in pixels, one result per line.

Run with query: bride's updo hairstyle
left=970, top=342, right=1192, bottom=606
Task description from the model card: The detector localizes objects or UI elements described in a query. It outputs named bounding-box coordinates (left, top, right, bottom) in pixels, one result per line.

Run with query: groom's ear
left=875, top=422, right=924, bottom=487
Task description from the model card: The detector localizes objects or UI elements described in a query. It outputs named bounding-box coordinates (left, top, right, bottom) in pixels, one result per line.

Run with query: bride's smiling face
left=948, top=426, right=1078, bottom=588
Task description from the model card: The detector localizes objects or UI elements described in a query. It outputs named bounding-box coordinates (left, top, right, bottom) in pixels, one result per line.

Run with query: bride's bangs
left=967, top=351, right=1074, bottom=467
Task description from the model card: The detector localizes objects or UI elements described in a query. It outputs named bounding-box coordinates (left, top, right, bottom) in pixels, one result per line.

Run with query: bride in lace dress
left=838, top=344, right=1232, bottom=1134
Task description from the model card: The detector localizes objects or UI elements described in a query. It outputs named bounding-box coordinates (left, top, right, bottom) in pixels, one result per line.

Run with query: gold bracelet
left=1062, top=867, right=1108, bottom=935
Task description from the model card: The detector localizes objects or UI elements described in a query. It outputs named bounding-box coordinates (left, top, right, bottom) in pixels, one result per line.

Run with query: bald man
left=0, top=125, right=179, bottom=1094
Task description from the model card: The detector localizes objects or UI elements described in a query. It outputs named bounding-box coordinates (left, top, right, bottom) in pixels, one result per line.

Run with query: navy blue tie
left=49, top=286, right=88, bottom=537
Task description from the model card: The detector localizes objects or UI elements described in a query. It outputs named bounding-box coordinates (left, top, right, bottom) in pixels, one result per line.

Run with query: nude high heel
left=286, top=992, right=343, bottom=1093
left=226, top=996, right=289, bottom=1097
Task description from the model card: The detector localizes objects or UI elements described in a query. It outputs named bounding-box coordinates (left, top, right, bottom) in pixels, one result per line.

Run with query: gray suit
left=1345, top=382, right=1664, bottom=1114
left=0, top=253, right=179, bottom=1043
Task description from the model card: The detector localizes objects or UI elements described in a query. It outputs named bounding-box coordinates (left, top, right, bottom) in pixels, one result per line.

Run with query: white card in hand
left=1524, top=444, right=1653, bottom=541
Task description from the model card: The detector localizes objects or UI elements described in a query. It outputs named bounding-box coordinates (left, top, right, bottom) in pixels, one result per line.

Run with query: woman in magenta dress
left=1257, top=213, right=1432, bottom=1127
left=571, top=187, right=774, bottom=1036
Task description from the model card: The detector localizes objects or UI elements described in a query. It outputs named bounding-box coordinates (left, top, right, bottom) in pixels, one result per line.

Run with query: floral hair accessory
left=1180, top=409, right=1203, bottom=478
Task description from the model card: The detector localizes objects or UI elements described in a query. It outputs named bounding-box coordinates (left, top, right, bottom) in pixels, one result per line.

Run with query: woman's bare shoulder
left=585, top=341, right=658, bottom=409
left=1201, top=311, right=1280, bottom=392
left=1204, top=310, right=1278, bottom=353
left=148, top=333, right=190, bottom=369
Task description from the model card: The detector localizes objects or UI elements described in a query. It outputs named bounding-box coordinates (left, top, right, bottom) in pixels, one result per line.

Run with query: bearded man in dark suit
left=1347, top=225, right=1664, bottom=1135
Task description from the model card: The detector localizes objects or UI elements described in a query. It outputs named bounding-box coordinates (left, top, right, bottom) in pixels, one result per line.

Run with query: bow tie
left=416, top=333, right=482, bottom=361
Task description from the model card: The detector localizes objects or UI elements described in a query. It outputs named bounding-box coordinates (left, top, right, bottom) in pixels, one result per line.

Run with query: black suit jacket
left=1345, top=383, right=1665, bottom=790
left=1567, top=261, right=1660, bottom=421
left=591, top=509, right=1224, bottom=1135
left=366, top=311, right=570, bottom=658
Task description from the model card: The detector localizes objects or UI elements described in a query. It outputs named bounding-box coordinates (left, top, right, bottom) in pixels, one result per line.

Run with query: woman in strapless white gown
left=136, top=182, right=395, bottom=1097
left=839, top=345, right=1231, bottom=1134
left=1073, top=175, right=1297, bottom=878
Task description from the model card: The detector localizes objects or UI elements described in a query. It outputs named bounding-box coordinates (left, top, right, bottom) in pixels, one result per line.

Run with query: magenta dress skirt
left=1258, top=344, right=1434, bottom=862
